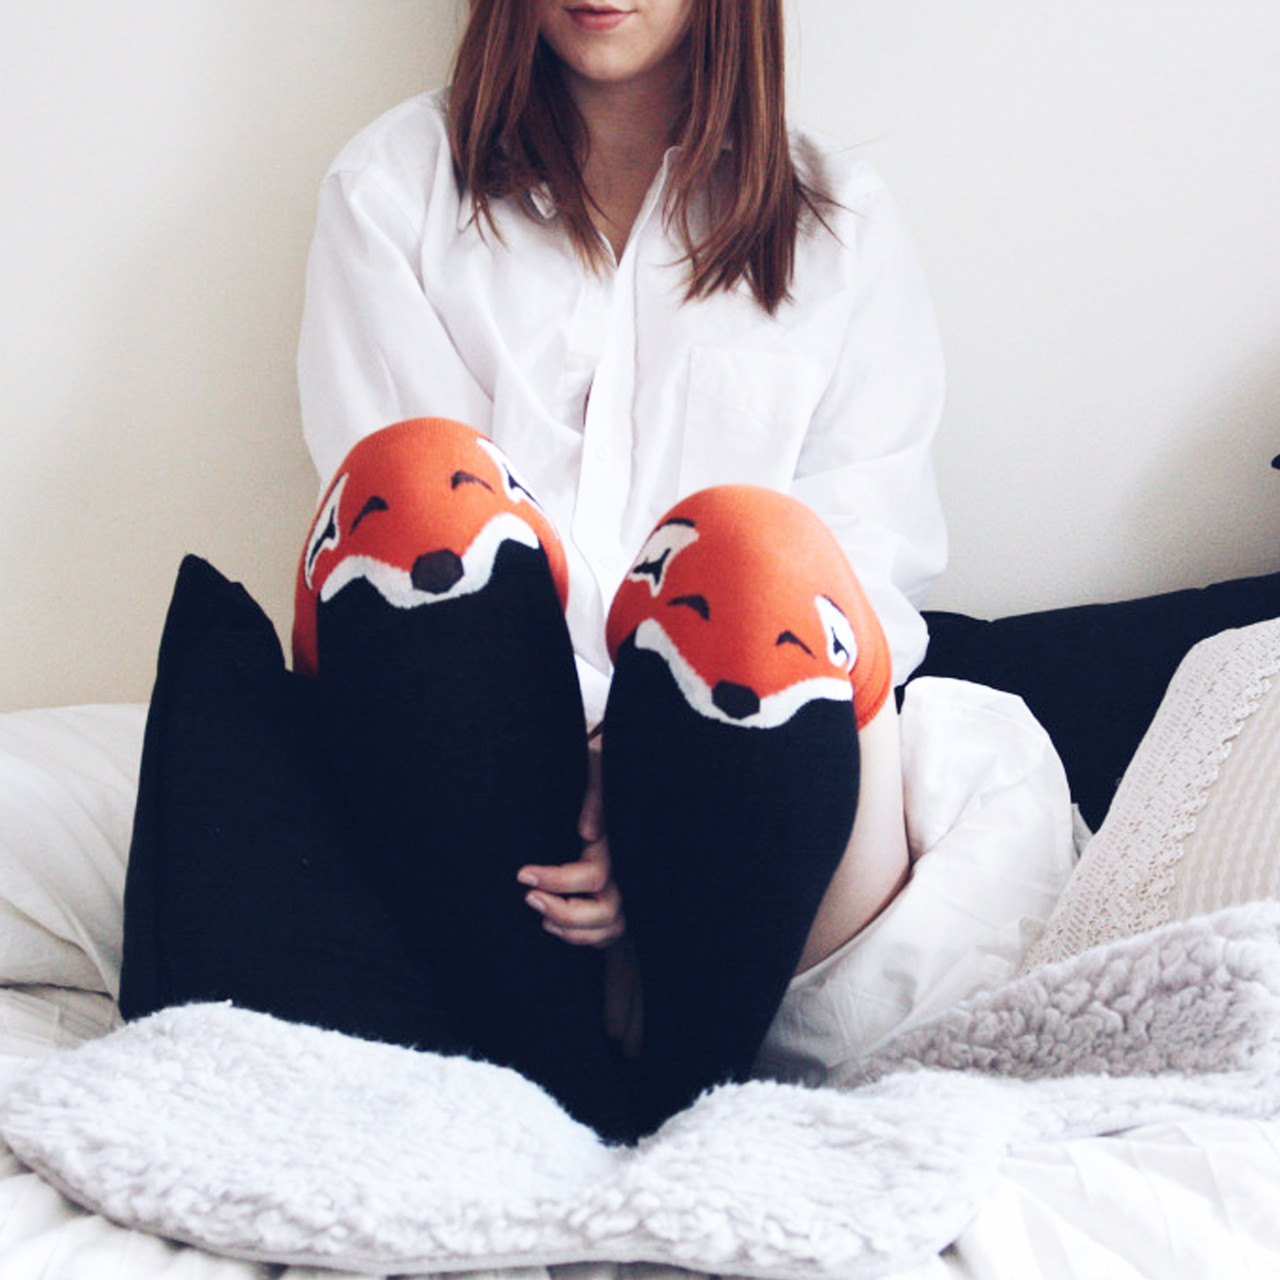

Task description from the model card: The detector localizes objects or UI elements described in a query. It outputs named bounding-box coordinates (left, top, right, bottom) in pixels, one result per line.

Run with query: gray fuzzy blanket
left=4, top=902, right=1280, bottom=1279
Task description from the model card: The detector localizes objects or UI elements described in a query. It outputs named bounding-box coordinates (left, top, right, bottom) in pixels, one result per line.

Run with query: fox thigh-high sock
left=603, top=485, right=893, bottom=1133
left=296, top=418, right=635, bottom=1142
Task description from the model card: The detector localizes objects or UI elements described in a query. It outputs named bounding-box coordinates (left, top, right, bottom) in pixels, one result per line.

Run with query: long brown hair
left=447, top=0, right=824, bottom=314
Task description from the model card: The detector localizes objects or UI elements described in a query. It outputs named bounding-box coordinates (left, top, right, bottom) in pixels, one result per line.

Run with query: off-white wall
left=0, top=1, right=457, bottom=711
left=787, top=0, right=1280, bottom=615
left=3, top=1, right=1279, bottom=710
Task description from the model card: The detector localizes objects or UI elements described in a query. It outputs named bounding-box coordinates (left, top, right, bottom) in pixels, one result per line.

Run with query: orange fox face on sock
left=292, top=419, right=567, bottom=677
left=606, top=485, right=891, bottom=730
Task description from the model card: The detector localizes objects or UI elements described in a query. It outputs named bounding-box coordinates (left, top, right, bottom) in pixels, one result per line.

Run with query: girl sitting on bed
left=125, top=0, right=946, bottom=1144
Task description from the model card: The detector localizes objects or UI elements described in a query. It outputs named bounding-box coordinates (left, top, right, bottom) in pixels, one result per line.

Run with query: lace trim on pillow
left=1022, top=620, right=1280, bottom=969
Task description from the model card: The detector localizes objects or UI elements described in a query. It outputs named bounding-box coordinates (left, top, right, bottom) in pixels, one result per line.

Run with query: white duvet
left=1, top=681, right=1279, bottom=1279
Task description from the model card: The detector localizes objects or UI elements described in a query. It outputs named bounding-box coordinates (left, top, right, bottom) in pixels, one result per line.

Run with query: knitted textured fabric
left=606, top=485, right=892, bottom=732
left=604, top=486, right=888, bottom=1128
left=292, top=416, right=569, bottom=677
left=295, top=418, right=632, bottom=1140
left=1023, top=618, right=1280, bottom=971
left=117, top=554, right=465, bottom=1055
left=127, top=428, right=899, bottom=1144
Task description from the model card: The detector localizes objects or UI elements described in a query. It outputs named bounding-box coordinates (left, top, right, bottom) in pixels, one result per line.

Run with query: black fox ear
left=305, top=475, right=348, bottom=589
left=816, top=596, right=858, bottom=672
left=475, top=438, right=544, bottom=510
left=628, top=518, right=698, bottom=596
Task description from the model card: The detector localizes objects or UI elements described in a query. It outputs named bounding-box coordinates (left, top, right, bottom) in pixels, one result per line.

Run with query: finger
left=525, top=881, right=622, bottom=931
left=544, top=916, right=627, bottom=948
left=517, top=846, right=610, bottom=896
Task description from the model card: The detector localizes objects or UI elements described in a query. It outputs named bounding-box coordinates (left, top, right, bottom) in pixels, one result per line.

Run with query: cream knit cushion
left=1022, top=618, right=1280, bottom=970
left=1171, top=666, right=1280, bottom=917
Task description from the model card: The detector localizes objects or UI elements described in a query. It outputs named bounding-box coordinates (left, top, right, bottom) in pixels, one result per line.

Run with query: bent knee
left=292, top=419, right=567, bottom=675
left=607, top=486, right=892, bottom=730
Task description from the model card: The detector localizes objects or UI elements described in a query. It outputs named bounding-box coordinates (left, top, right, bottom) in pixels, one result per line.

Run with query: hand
left=516, top=742, right=625, bottom=947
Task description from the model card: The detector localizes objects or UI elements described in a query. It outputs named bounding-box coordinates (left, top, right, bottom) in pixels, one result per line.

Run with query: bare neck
left=567, top=69, right=688, bottom=260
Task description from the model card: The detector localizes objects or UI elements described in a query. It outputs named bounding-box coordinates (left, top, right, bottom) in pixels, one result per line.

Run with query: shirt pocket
left=679, top=347, right=826, bottom=494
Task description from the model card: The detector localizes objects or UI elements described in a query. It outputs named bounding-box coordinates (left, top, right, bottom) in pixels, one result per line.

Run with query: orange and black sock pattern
left=147, top=423, right=891, bottom=1143
left=602, top=486, right=886, bottom=1129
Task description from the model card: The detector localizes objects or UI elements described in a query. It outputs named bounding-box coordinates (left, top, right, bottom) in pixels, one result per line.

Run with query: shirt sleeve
left=297, top=163, right=492, bottom=489
left=790, top=180, right=947, bottom=685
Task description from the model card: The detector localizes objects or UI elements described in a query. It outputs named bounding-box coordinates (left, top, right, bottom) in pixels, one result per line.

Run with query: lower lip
left=566, top=7, right=630, bottom=32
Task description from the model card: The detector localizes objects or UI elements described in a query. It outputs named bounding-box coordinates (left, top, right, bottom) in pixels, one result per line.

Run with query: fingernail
left=525, top=893, right=547, bottom=914
left=517, top=870, right=539, bottom=887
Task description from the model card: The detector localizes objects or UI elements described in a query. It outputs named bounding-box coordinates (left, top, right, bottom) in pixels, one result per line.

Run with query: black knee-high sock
left=604, top=637, right=858, bottom=1132
left=601, top=484, right=891, bottom=1134
left=317, top=553, right=634, bottom=1140
left=303, top=420, right=635, bottom=1141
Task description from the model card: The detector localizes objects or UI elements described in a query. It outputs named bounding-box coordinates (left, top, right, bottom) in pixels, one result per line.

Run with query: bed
left=2, top=566, right=1280, bottom=1279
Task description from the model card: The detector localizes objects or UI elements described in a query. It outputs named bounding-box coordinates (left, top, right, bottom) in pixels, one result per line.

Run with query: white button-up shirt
left=299, top=91, right=947, bottom=726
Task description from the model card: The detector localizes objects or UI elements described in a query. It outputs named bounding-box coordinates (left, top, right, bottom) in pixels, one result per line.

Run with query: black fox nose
left=712, top=680, right=760, bottom=720
left=411, top=549, right=465, bottom=594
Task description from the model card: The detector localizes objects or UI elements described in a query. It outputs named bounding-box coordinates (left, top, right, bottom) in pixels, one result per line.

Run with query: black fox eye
left=451, top=470, right=494, bottom=492
left=776, top=630, right=814, bottom=656
left=351, top=495, right=389, bottom=532
left=670, top=594, right=710, bottom=620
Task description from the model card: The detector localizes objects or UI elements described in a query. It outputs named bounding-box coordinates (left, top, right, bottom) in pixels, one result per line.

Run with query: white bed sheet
left=945, top=1120, right=1280, bottom=1279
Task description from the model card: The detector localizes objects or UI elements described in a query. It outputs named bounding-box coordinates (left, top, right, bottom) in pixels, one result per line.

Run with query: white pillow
left=0, top=705, right=146, bottom=994
left=1022, top=618, right=1280, bottom=970
left=757, top=677, right=1077, bottom=1082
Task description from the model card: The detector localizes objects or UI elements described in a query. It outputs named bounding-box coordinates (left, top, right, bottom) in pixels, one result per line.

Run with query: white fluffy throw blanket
left=5, top=902, right=1280, bottom=1279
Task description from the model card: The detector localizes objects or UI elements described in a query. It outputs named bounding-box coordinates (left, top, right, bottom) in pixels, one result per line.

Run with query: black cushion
left=119, top=554, right=462, bottom=1051
left=914, top=571, right=1280, bottom=828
